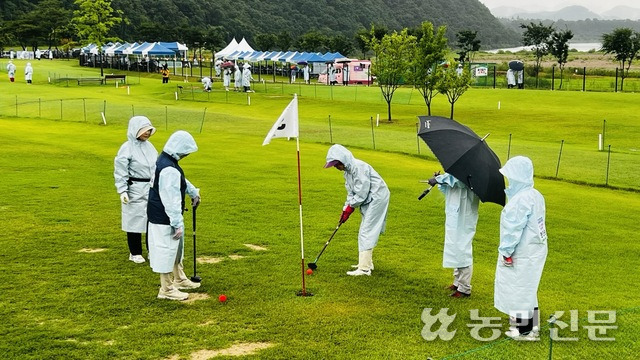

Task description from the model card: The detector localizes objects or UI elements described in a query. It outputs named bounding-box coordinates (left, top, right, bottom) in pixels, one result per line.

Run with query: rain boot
left=172, top=263, right=201, bottom=290
left=347, top=250, right=372, bottom=276
left=157, top=273, right=188, bottom=301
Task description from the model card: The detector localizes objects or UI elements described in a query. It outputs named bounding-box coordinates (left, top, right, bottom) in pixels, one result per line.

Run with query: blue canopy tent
left=143, top=43, right=176, bottom=56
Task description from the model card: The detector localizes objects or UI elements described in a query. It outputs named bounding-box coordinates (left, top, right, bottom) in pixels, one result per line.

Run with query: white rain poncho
left=114, top=116, right=158, bottom=232
left=24, top=63, right=33, bottom=81
left=436, top=173, right=479, bottom=268
left=326, top=144, right=390, bottom=251
left=148, top=131, right=200, bottom=274
left=234, top=66, right=242, bottom=89
left=242, top=64, right=254, bottom=87
left=223, top=68, right=231, bottom=87
left=494, top=156, right=548, bottom=318
left=201, top=76, right=212, bottom=90
left=7, top=61, right=16, bottom=78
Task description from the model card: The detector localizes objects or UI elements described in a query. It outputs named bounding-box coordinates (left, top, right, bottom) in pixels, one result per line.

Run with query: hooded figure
left=24, top=62, right=33, bottom=84
left=223, top=67, right=231, bottom=90
left=147, top=131, right=201, bottom=301
left=7, top=60, right=16, bottom=82
left=303, top=64, right=310, bottom=84
left=506, top=69, right=516, bottom=88
left=234, top=65, right=242, bottom=91
left=428, top=172, right=479, bottom=297
left=201, top=76, right=212, bottom=92
left=494, top=156, right=547, bottom=340
left=114, top=116, right=158, bottom=264
left=324, top=144, right=390, bottom=276
left=242, top=63, right=254, bottom=92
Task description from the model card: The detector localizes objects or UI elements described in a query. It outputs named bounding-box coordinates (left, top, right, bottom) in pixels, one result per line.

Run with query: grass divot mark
left=78, top=248, right=106, bottom=253
left=190, top=342, right=275, bottom=359
left=197, top=256, right=224, bottom=264
left=228, top=254, right=245, bottom=260
left=243, top=244, right=268, bottom=251
left=184, top=293, right=210, bottom=304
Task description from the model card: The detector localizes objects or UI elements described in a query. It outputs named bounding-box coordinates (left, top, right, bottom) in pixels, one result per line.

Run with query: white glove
left=172, top=227, right=183, bottom=240
left=120, top=192, right=129, bottom=204
left=192, top=195, right=201, bottom=208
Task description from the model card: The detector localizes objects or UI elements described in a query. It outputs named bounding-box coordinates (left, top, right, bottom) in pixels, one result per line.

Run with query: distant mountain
left=602, top=6, right=640, bottom=20
left=510, top=6, right=602, bottom=21
left=490, top=6, right=527, bottom=18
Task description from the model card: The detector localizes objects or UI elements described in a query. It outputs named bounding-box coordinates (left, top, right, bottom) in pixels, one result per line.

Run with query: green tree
left=437, top=62, right=472, bottom=119
left=354, top=27, right=369, bottom=58
left=37, top=0, right=73, bottom=50
left=328, top=34, right=353, bottom=56
left=276, top=31, right=293, bottom=51
left=521, top=21, right=554, bottom=88
left=254, top=33, right=277, bottom=51
left=73, top=0, right=123, bottom=76
left=601, top=28, right=640, bottom=91
left=409, top=21, right=448, bottom=116
left=547, top=28, right=573, bottom=90
left=369, top=29, right=416, bottom=122
left=297, top=31, right=328, bottom=52
left=455, top=30, right=480, bottom=64
left=0, top=21, right=15, bottom=54
left=358, top=23, right=389, bottom=59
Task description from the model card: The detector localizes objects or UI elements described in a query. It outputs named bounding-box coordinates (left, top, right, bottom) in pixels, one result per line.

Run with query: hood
left=500, top=156, right=534, bottom=197
left=163, top=130, right=198, bottom=160
left=243, top=63, right=251, bottom=69
left=26, top=62, right=31, bottom=67
left=325, top=144, right=355, bottom=171
left=127, top=116, right=156, bottom=142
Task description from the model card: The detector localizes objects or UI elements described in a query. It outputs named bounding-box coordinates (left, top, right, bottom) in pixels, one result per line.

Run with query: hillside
left=500, top=18, right=640, bottom=43
left=1, top=0, right=520, bottom=51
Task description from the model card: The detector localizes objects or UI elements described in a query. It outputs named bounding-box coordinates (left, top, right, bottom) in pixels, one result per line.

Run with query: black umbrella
left=417, top=116, right=505, bottom=206
left=508, top=60, right=524, bottom=71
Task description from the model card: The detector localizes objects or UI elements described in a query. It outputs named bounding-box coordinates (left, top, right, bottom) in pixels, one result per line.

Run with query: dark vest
left=147, top=152, right=186, bottom=225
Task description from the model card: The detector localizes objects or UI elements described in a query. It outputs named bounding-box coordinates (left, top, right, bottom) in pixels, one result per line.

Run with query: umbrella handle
left=467, top=175, right=474, bottom=190
left=418, top=186, right=433, bottom=200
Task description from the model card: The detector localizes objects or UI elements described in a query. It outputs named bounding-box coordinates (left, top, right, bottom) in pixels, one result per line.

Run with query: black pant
left=162, top=77, right=169, bottom=83
left=127, top=232, right=144, bottom=255
left=515, top=307, right=539, bottom=334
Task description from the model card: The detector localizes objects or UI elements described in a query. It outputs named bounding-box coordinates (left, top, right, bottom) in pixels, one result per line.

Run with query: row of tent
left=80, top=42, right=188, bottom=57
left=219, top=50, right=347, bottom=64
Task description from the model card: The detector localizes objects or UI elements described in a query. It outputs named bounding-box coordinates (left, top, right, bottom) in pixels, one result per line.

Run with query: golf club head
left=190, top=275, right=202, bottom=283
left=307, top=262, right=317, bottom=270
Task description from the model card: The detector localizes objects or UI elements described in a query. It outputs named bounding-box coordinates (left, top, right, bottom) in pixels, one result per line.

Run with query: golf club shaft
left=418, top=185, right=433, bottom=200
left=193, top=204, right=197, bottom=276
left=312, top=223, right=341, bottom=263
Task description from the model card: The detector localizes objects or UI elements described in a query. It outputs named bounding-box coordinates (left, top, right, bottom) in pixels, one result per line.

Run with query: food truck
left=317, top=60, right=373, bottom=85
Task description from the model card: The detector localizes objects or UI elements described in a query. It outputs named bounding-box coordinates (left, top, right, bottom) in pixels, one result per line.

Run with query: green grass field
left=1, top=59, right=639, bottom=359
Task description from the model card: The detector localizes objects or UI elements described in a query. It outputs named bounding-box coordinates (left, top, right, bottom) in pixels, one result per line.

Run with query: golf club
left=308, top=222, right=342, bottom=270
left=190, top=203, right=201, bottom=283
left=418, top=185, right=434, bottom=200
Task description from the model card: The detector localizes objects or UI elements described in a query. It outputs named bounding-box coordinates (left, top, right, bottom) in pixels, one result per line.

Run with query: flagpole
left=296, top=135, right=309, bottom=296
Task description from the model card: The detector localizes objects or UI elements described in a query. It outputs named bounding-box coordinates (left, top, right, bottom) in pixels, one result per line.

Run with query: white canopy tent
left=215, top=37, right=255, bottom=60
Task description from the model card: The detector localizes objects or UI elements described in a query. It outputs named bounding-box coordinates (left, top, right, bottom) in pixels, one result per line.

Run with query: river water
left=487, top=42, right=602, bottom=53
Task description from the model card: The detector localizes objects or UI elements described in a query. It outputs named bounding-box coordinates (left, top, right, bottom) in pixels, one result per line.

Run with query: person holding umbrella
left=114, top=116, right=158, bottom=264
left=147, top=131, right=201, bottom=301
left=223, top=66, right=231, bottom=91
left=494, top=156, right=547, bottom=340
left=324, top=144, right=390, bottom=276
left=428, top=171, right=479, bottom=298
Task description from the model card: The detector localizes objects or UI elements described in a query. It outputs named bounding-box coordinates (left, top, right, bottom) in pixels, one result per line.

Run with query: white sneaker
left=157, top=288, right=188, bottom=301
left=351, top=263, right=374, bottom=270
left=129, top=254, right=146, bottom=264
left=346, top=268, right=371, bottom=276
left=506, top=327, right=540, bottom=341
left=173, top=279, right=201, bottom=290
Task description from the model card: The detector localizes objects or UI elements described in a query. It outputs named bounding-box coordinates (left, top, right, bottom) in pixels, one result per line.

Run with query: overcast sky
left=477, top=0, right=631, bottom=13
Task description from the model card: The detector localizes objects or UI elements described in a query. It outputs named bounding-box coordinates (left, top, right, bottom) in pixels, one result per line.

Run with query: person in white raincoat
left=223, top=67, right=231, bottom=91
left=114, top=116, right=158, bottom=264
left=24, top=62, right=33, bottom=84
left=303, top=64, right=310, bottom=84
left=201, top=76, right=212, bottom=92
left=324, top=144, right=390, bottom=276
left=7, top=60, right=16, bottom=82
left=147, top=131, right=201, bottom=301
left=242, top=63, right=254, bottom=92
left=506, top=69, right=516, bottom=89
left=494, top=156, right=547, bottom=340
left=428, top=172, right=479, bottom=297
left=234, top=65, right=242, bottom=91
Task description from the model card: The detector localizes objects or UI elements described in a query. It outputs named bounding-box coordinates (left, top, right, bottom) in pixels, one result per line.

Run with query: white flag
left=262, top=95, right=299, bottom=145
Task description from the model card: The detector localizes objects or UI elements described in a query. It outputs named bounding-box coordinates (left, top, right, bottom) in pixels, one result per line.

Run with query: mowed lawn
left=0, top=60, right=639, bottom=359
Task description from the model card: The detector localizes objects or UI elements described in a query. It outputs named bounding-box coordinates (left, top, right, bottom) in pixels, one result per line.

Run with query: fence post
left=606, top=144, right=611, bottom=186
left=199, top=107, right=207, bottom=133
left=602, top=119, right=606, bottom=149
left=493, top=66, right=496, bottom=89
left=370, top=116, right=376, bottom=150
left=551, top=66, right=555, bottom=90
left=582, top=67, right=586, bottom=92
left=131, top=105, right=135, bottom=118
left=507, top=133, right=512, bottom=160
left=555, top=140, right=564, bottom=177
left=615, top=68, right=618, bottom=93
left=103, top=100, right=107, bottom=118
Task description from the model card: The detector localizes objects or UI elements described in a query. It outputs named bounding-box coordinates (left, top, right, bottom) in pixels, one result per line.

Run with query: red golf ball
left=218, top=294, right=227, bottom=302
left=306, top=268, right=313, bottom=275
